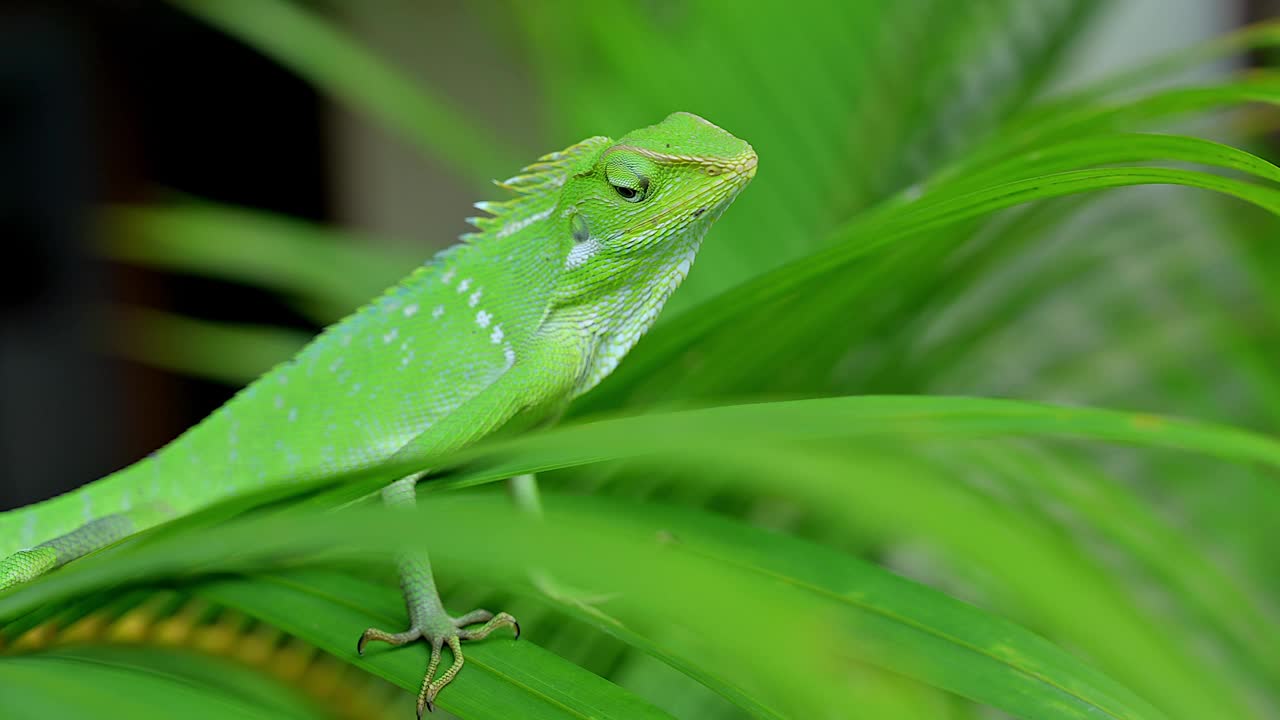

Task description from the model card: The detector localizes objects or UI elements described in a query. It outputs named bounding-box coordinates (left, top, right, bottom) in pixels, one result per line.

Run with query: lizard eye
left=610, top=177, right=649, bottom=203
left=605, top=158, right=650, bottom=203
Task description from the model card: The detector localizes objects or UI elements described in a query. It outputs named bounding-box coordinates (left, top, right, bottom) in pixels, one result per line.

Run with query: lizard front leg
left=357, top=474, right=519, bottom=717
left=359, top=344, right=579, bottom=715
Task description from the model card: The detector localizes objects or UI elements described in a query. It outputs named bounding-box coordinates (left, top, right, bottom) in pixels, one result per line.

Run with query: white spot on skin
left=476, top=310, right=492, bottom=328
left=504, top=345, right=517, bottom=368
left=341, top=334, right=352, bottom=347
left=468, top=290, right=483, bottom=307
left=432, top=305, right=444, bottom=319
left=329, top=357, right=344, bottom=373
left=403, top=303, right=418, bottom=317
left=383, top=328, right=398, bottom=344
left=490, top=325, right=504, bottom=344
left=566, top=238, right=601, bottom=269
left=441, top=268, right=455, bottom=284
left=458, top=278, right=472, bottom=293
left=288, top=408, right=298, bottom=423
left=274, top=395, right=284, bottom=410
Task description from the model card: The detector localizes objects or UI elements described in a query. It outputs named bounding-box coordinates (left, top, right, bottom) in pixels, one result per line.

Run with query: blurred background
left=1, top=0, right=1275, bottom=510
left=4, top=1, right=1280, bottom=719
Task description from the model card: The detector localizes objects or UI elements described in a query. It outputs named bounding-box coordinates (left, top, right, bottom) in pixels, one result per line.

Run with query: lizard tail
left=0, top=460, right=157, bottom=559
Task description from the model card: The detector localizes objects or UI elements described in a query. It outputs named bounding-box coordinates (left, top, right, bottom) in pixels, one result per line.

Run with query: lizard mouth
left=709, top=144, right=757, bottom=180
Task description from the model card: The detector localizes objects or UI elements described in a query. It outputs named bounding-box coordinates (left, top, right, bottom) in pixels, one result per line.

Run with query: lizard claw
left=356, top=627, right=421, bottom=656
left=357, top=609, right=519, bottom=716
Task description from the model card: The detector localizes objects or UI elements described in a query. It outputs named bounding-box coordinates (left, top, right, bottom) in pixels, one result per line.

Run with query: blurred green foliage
left=6, top=1, right=1280, bottom=718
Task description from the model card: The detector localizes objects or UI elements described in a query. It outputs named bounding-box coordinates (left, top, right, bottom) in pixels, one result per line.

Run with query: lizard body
left=0, top=111, right=756, bottom=714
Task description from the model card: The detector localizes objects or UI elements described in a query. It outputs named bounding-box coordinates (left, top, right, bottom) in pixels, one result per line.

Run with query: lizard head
left=552, top=112, right=755, bottom=395
left=559, top=111, right=757, bottom=277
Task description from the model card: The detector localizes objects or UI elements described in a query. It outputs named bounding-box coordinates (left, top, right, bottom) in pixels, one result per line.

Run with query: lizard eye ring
left=605, top=158, right=649, bottom=203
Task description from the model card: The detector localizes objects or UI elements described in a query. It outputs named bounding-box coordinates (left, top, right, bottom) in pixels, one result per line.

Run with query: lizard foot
left=358, top=609, right=519, bottom=717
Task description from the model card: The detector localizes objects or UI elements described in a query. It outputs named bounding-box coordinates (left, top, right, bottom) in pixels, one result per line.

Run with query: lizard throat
left=568, top=244, right=700, bottom=398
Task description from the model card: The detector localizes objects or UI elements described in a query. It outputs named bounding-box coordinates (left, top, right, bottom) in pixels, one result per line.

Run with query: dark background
left=0, top=1, right=328, bottom=509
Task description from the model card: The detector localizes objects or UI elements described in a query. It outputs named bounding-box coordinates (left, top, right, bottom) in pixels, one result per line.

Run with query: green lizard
left=0, top=111, right=756, bottom=715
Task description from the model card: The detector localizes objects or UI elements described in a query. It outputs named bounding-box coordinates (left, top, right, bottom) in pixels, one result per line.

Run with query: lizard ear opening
left=571, top=213, right=590, bottom=244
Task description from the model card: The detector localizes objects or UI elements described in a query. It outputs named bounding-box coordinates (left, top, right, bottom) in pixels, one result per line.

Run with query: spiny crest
left=462, top=136, right=611, bottom=240
left=324, top=138, right=615, bottom=338
left=496, top=136, right=611, bottom=194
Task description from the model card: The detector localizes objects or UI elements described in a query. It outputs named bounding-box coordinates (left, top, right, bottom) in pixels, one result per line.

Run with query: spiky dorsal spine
left=341, top=135, right=614, bottom=318
left=498, top=135, right=611, bottom=194
left=463, top=136, right=611, bottom=239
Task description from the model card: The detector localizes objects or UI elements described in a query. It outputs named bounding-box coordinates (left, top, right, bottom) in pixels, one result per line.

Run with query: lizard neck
left=546, top=189, right=735, bottom=399
left=559, top=240, right=701, bottom=398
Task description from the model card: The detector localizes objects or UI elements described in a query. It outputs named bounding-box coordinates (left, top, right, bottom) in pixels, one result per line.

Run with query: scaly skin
left=0, top=111, right=756, bottom=715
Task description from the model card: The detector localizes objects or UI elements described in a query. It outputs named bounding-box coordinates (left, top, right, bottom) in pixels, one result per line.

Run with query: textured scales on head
left=467, top=110, right=755, bottom=279
left=542, top=111, right=758, bottom=394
